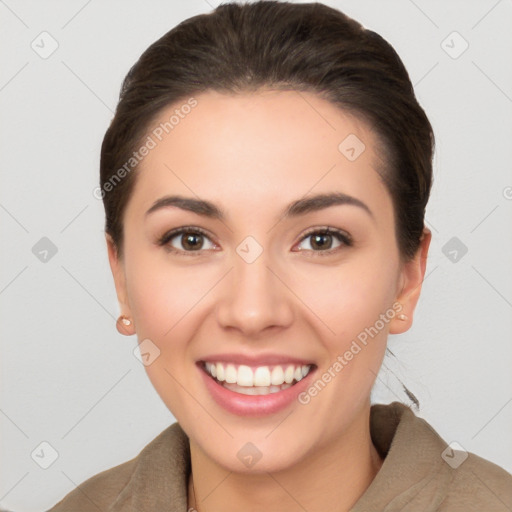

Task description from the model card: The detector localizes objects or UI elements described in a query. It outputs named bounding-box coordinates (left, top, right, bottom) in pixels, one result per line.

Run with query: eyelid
left=157, top=226, right=218, bottom=255
left=157, top=225, right=353, bottom=256
left=293, top=226, right=353, bottom=255
left=298, top=225, right=352, bottom=244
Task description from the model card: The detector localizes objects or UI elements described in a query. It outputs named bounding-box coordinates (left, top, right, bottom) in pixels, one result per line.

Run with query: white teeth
left=237, top=365, right=253, bottom=386
left=284, top=365, right=295, bottom=384
left=224, top=383, right=260, bottom=395
left=216, top=362, right=225, bottom=382
left=271, top=366, right=284, bottom=385
left=204, top=362, right=312, bottom=389
left=223, top=382, right=293, bottom=395
left=225, top=364, right=237, bottom=384
left=205, top=362, right=216, bottom=377
left=254, top=366, right=271, bottom=387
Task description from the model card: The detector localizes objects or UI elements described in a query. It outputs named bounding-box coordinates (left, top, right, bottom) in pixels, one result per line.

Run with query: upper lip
left=198, top=353, right=315, bottom=366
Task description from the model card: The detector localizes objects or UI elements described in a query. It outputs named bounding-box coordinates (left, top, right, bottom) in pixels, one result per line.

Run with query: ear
left=389, top=227, right=431, bottom=334
left=106, top=233, right=135, bottom=335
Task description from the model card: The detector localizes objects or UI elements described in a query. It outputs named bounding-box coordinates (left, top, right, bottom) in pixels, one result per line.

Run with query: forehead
left=126, top=89, right=392, bottom=224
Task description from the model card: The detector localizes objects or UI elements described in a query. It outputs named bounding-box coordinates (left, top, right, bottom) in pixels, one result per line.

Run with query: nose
left=215, top=251, right=294, bottom=337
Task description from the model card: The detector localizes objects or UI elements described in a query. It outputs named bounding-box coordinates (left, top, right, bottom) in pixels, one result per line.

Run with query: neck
left=187, top=404, right=383, bottom=512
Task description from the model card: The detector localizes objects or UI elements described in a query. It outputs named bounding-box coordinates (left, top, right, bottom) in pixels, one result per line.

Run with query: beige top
left=47, top=401, right=512, bottom=511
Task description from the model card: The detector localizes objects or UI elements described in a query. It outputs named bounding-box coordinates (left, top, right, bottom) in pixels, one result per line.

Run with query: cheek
left=124, top=254, right=211, bottom=417
left=291, top=251, right=400, bottom=342
left=124, top=253, right=220, bottom=385
left=125, top=250, right=209, bottom=340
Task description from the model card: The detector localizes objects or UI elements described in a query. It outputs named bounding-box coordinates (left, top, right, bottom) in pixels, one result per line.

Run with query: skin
left=107, top=89, right=431, bottom=512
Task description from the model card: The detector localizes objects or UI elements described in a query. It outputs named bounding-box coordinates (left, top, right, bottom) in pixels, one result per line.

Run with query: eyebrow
left=145, top=192, right=374, bottom=221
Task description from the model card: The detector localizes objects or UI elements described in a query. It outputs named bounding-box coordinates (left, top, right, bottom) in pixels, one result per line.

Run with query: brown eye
left=179, top=232, right=204, bottom=251
left=310, top=233, right=334, bottom=250
left=296, top=228, right=352, bottom=254
left=158, top=227, right=216, bottom=254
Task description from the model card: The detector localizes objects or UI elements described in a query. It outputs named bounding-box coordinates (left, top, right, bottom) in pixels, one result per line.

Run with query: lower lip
left=199, top=364, right=316, bottom=417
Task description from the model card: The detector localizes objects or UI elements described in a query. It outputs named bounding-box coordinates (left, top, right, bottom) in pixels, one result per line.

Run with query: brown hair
left=100, top=0, right=434, bottom=262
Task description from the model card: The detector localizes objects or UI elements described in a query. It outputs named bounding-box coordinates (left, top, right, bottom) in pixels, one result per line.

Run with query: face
left=107, top=89, right=430, bottom=473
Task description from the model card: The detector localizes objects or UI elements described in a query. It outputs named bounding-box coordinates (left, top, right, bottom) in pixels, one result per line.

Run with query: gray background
left=1, top=0, right=511, bottom=510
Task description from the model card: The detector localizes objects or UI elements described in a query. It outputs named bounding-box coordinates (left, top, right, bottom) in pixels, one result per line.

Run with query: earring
left=116, top=315, right=134, bottom=335
left=397, top=313, right=408, bottom=321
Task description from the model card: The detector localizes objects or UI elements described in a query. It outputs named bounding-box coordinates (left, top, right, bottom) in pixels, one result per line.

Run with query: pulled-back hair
left=100, top=0, right=434, bottom=262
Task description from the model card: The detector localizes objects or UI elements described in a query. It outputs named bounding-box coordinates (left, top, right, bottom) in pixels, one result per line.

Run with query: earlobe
left=389, top=227, right=432, bottom=334
left=106, top=234, right=135, bottom=335
left=116, top=315, right=134, bottom=336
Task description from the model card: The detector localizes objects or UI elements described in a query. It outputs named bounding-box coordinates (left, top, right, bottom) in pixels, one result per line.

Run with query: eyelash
left=157, top=226, right=215, bottom=256
left=296, top=226, right=353, bottom=256
left=157, top=225, right=353, bottom=257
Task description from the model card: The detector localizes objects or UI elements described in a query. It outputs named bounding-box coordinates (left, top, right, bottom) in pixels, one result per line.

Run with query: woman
left=48, top=1, right=512, bottom=511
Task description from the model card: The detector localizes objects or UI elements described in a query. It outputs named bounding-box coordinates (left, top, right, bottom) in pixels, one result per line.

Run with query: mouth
left=199, top=361, right=316, bottom=396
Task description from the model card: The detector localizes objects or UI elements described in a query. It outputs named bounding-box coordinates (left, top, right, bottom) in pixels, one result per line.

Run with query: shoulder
left=46, top=457, right=136, bottom=512
left=396, top=402, right=512, bottom=511
left=438, top=450, right=512, bottom=511
left=355, top=402, right=512, bottom=511
left=47, top=422, right=189, bottom=512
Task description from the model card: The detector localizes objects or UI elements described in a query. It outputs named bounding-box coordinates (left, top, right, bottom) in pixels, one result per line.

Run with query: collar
left=109, top=401, right=453, bottom=511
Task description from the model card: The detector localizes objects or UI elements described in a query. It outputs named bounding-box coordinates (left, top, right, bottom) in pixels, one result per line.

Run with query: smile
left=201, top=361, right=314, bottom=396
